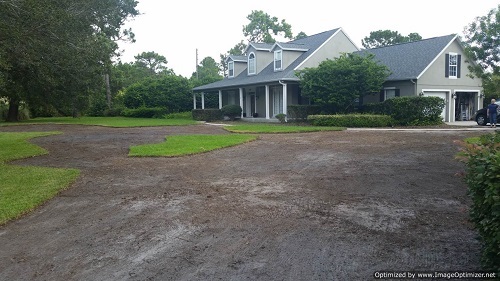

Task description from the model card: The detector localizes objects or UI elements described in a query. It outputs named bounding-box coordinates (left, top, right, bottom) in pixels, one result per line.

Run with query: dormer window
left=228, top=61, right=234, bottom=78
left=274, top=50, right=282, bottom=71
left=248, top=53, right=256, bottom=75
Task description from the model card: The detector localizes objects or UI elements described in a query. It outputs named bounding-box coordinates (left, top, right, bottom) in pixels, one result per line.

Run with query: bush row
left=458, top=131, right=500, bottom=274
left=192, top=109, right=223, bottom=121
left=363, top=96, right=445, bottom=126
left=308, top=114, right=393, bottom=127
left=121, top=107, right=167, bottom=118
left=287, top=105, right=321, bottom=121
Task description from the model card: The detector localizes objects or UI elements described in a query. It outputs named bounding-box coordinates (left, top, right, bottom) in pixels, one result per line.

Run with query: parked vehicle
left=474, top=101, right=500, bottom=125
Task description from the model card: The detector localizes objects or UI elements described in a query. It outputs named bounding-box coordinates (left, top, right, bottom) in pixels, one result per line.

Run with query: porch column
left=282, top=83, right=288, bottom=117
left=219, top=90, right=223, bottom=109
left=265, top=85, right=270, bottom=119
left=239, top=88, right=244, bottom=118
left=193, top=93, right=196, bottom=109
left=201, top=92, right=205, bottom=109
left=451, top=91, right=456, bottom=123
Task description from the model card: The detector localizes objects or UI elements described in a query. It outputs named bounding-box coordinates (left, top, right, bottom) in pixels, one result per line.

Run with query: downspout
left=410, top=79, right=417, bottom=96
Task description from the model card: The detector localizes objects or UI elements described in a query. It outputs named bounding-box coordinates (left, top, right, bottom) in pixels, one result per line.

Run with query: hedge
left=308, top=114, right=393, bottom=127
left=192, top=109, right=223, bottom=121
left=121, top=107, right=167, bottom=118
left=457, top=131, right=500, bottom=274
left=364, top=96, right=445, bottom=126
left=287, top=105, right=321, bottom=121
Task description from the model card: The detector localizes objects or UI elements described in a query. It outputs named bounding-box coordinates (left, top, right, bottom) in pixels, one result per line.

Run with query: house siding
left=296, top=30, right=358, bottom=70
left=233, top=61, right=247, bottom=77
left=417, top=40, right=482, bottom=91
left=282, top=51, right=305, bottom=71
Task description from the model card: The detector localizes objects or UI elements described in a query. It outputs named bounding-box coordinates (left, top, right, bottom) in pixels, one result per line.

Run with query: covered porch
left=193, top=82, right=306, bottom=120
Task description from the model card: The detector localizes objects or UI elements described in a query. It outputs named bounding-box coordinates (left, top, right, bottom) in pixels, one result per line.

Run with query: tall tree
left=0, top=0, right=139, bottom=121
left=191, top=57, right=223, bottom=87
left=463, top=4, right=500, bottom=79
left=297, top=53, right=390, bottom=113
left=242, top=10, right=293, bottom=43
left=361, top=30, right=422, bottom=49
left=294, top=31, right=308, bottom=40
left=134, top=51, right=172, bottom=75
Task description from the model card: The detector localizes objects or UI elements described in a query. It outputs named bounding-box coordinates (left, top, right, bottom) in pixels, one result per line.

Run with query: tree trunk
left=6, top=99, right=19, bottom=122
left=104, top=73, right=112, bottom=109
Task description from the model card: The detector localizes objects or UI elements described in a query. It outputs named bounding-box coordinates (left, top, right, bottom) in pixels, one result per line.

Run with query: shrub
left=457, top=131, right=500, bottom=273
left=275, top=113, right=287, bottom=123
left=122, top=107, right=167, bottom=118
left=165, top=111, right=193, bottom=119
left=308, top=114, right=394, bottom=127
left=363, top=96, right=445, bottom=126
left=192, top=109, right=223, bottom=121
left=287, top=105, right=321, bottom=121
left=221, top=104, right=242, bottom=121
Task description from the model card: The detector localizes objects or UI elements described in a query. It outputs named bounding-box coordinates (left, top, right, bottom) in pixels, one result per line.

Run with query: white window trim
left=384, top=87, right=396, bottom=100
left=228, top=61, right=234, bottom=78
left=274, top=50, right=282, bottom=71
left=248, top=52, right=256, bottom=75
left=448, top=52, right=458, bottom=79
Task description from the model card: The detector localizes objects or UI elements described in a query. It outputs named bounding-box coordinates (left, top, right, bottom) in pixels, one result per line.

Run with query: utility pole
left=196, top=48, right=199, bottom=79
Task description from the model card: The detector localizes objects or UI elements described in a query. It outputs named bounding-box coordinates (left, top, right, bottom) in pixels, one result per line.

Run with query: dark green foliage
left=364, top=96, right=445, bottom=126
left=458, top=131, right=500, bottom=274
left=287, top=105, right=321, bottom=121
left=361, top=30, right=422, bottom=49
left=308, top=114, right=393, bottom=127
left=191, top=109, right=223, bottom=122
left=122, top=107, right=167, bottom=118
left=297, top=53, right=390, bottom=113
left=221, top=105, right=242, bottom=121
left=165, top=111, right=193, bottom=120
left=123, top=75, right=192, bottom=113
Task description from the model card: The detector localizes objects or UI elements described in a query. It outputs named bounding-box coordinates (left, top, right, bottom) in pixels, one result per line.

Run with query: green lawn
left=0, top=132, right=80, bottom=225
left=129, top=134, right=257, bottom=157
left=223, top=123, right=345, bottom=133
left=0, top=116, right=198, bottom=127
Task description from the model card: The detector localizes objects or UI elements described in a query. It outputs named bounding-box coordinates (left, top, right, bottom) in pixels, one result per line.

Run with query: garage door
left=423, top=92, right=447, bottom=121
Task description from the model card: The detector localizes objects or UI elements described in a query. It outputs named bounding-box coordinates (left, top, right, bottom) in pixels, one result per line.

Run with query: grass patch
left=129, top=134, right=257, bottom=157
left=0, top=132, right=80, bottom=225
left=0, top=116, right=198, bottom=127
left=223, top=123, right=345, bottom=133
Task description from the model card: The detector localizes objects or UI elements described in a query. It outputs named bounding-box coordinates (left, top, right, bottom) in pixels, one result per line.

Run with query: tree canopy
left=463, top=4, right=500, bottom=78
left=242, top=10, right=293, bottom=44
left=0, top=0, right=139, bottom=121
left=361, top=30, right=422, bottom=49
left=297, top=53, right=390, bottom=113
left=134, top=51, right=173, bottom=75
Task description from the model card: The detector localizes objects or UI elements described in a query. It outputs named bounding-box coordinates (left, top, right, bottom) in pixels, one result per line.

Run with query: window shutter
left=457, top=54, right=462, bottom=78
left=395, top=89, right=400, bottom=97
left=445, top=54, right=449, bottom=77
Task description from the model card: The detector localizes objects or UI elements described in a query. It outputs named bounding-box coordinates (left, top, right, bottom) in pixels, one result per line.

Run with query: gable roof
left=225, top=55, right=247, bottom=63
left=194, top=28, right=342, bottom=92
left=355, top=34, right=457, bottom=81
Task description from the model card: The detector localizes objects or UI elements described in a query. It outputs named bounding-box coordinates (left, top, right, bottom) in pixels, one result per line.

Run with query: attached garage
left=421, top=90, right=450, bottom=122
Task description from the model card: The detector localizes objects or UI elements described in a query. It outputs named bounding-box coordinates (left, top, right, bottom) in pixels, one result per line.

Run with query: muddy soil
left=0, top=124, right=488, bottom=280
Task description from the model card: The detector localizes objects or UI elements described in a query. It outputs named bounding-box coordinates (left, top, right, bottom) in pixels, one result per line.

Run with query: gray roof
left=272, top=42, right=309, bottom=51
left=193, top=28, right=340, bottom=92
left=355, top=34, right=457, bottom=81
left=227, top=55, right=247, bottom=62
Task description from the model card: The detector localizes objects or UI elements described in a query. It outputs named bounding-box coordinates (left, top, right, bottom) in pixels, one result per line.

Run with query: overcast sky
left=118, top=1, right=497, bottom=78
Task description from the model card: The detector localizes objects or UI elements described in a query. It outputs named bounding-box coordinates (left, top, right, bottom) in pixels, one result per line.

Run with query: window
left=274, top=50, right=282, bottom=71
left=248, top=53, right=256, bottom=75
left=445, top=53, right=461, bottom=79
left=382, top=88, right=400, bottom=101
left=228, top=61, right=234, bottom=78
left=448, top=53, right=457, bottom=78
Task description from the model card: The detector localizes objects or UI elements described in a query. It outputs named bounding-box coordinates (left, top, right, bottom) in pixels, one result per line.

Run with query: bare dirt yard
left=0, top=124, right=490, bottom=280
